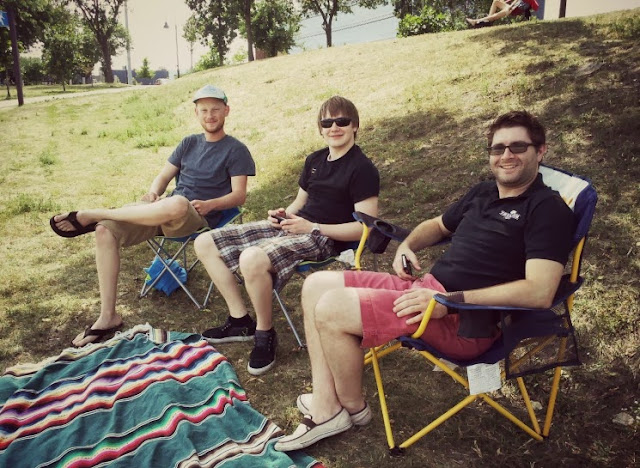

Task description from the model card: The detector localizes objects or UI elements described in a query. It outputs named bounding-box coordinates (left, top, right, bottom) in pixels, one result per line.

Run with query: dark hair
left=487, top=110, right=546, bottom=148
left=317, top=96, right=360, bottom=134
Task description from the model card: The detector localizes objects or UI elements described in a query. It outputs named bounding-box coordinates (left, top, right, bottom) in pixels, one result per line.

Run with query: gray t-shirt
left=168, top=134, right=255, bottom=227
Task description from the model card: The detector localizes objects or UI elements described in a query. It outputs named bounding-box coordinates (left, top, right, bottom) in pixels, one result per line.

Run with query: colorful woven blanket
left=0, top=325, right=323, bottom=468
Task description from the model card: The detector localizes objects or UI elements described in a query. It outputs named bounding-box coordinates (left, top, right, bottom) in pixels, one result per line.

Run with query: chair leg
left=140, top=238, right=202, bottom=309
left=273, top=289, right=306, bottom=348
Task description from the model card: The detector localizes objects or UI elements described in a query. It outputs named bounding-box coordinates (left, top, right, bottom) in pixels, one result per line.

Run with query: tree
left=246, top=0, right=300, bottom=58
left=300, top=0, right=386, bottom=47
left=238, top=0, right=255, bottom=61
left=42, top=9, right=81, bottom=91
left=136, top=57, right=153, bottom=80
left=183, top=15, right=199, bottom=70
left=185, top=0, right=239, bottom=66
left=76, top=22, right=102, bottom=83
left=21, top=56, right=45, bottom=85
left=71, top=0, right=127, bottom=83
left=0, top=0, right=56, bottom=97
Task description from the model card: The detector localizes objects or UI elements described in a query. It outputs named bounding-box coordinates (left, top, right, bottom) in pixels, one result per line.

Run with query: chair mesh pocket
left=503, top=302, right=580, bottom=379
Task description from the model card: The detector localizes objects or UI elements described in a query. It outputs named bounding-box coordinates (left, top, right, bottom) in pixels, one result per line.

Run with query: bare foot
left=72, top=317, right=123, bottom=347
left=465, top=18, right=476, bottom=26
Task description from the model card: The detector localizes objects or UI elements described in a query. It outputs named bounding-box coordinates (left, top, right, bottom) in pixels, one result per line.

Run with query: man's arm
left=190, top=175, right=249, bottom=216
left=142, top=162, right=180, bottom=202
left=393, top=216, right=451, bottom=279
left=394, top=258, right=565, bottom=324
left=276, top=196, right=379, bottom=240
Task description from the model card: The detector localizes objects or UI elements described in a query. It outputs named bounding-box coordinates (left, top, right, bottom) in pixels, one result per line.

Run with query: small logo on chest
left=499, top=209, right=521, bottom=220
left=311, top=167, right=317, bottom=175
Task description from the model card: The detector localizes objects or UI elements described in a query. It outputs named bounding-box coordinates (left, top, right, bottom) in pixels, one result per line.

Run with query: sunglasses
left=487, top=142, right=536, bottom=156
left=320, top=117, right=352, bottom=128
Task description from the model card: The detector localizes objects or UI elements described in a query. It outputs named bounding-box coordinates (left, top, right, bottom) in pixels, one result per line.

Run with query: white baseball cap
left=192, top=85, right=228, bottom=104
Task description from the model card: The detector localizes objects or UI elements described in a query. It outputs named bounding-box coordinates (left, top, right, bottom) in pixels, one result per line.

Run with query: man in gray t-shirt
left=50, top=85, right=256, bottom=347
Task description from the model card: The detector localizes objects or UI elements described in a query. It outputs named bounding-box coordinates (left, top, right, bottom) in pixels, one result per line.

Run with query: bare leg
left=301, top=271, right=365, bottom=423
left=72, top=225, right=123, bottom=346
left=238, top=247, right=274, bottom=331
left=194, top=233, right=248, bottom=318
left=467, top=0, right=511, bottom=25
left=53, top=196, right=190, bottom=232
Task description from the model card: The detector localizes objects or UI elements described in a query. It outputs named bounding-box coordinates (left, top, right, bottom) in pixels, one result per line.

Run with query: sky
left=114, top=0, right=640, bottom=77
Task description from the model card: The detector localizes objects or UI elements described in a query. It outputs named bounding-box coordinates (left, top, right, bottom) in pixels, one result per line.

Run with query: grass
left=1, top=9, right=639, bottom=467
left=2, top=82, right=129, bottom=100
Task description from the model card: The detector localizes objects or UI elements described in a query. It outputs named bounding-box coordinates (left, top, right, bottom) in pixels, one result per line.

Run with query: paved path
left=0, top=85, right=149, bottom=111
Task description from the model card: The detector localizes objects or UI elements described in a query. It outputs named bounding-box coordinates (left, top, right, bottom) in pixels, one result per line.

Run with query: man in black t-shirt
left=195, top=96, right=380, bottom=376
left=275, top=110, right=575, bottom=452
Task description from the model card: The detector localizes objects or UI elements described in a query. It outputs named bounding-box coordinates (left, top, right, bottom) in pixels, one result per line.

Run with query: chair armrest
left=353, top=211, right=411, bottom=242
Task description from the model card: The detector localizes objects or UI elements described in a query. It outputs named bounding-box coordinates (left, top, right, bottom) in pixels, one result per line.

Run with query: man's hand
left=393, top=245, right=421, bottom=279
left=393, top=288, right=448, bottom=325
left=141, top=192, right=159, bottom=202
left=280, top=214, right=314, bottom=235
left=190, top=199, right=211, bottom=216
left=267, top=208, right=287, bottom=228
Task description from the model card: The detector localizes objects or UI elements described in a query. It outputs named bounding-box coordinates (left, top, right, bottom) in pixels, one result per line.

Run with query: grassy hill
left=0, top=9, right=638, bottom=467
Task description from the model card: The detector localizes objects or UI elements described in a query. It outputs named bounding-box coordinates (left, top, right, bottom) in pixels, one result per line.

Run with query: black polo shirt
left=430, top=174, right=574, bottom=338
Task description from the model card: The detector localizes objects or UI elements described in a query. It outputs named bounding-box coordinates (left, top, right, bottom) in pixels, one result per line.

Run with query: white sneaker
left=275, top=408, right=353, bottom=452
left=296, top=393, right=372, bottom=426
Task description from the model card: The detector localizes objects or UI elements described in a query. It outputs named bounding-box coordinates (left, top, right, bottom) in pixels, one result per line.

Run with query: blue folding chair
left=140, top=207, right=243, bottom=309
left=355, top=165, right=597, bottom=453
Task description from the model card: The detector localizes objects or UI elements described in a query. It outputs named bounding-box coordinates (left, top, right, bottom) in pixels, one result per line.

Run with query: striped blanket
left=0, top=325, right=323, bottom=468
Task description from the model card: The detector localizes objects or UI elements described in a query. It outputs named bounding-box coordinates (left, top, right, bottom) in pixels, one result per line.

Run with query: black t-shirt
left=430, top=174, right=575, bottom=337
left=297, top=144, right=380, bottom=225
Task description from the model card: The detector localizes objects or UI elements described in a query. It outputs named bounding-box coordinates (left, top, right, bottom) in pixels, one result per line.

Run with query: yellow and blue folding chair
left=354, top=164, right=597, bottom=454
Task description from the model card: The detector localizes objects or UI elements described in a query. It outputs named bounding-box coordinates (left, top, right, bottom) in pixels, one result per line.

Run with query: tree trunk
left=324, top=19, right=332, bottom=47
left=4, top=72, right=10, bottom=99
left=245, top=0, right=254, bottom=61
left=559, top=0, right=566, bottom=18
left=98, top=35, right=114, bottom=83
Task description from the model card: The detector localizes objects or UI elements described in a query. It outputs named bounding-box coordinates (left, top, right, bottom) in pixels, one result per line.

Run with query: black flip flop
left=50, top=211, right=98, bottom=238
left=74, top=323, right=124, bottom=346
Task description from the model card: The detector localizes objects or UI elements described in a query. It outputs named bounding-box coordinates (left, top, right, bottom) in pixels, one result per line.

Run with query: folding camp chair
left=355, top=164, right=597, bottom=454
left=273, top=242, right=362, bottom=348
left=140, top=207, right=243, bottom=309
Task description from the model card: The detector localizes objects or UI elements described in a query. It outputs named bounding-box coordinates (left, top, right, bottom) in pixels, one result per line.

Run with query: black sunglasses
left=487, top=142, right=536, bottom=156
left=320, top=117, right=352, bottom=128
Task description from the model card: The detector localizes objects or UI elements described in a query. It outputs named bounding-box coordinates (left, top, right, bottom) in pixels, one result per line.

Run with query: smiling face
left=195, top=98, right=229, bottom=140
left=489, top=125, right=546, bottom=197
left=320, top=112, right=358, bottom=154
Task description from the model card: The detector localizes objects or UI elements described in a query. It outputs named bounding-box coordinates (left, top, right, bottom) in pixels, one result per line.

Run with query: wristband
left=444, top=291, right=465, bottom=304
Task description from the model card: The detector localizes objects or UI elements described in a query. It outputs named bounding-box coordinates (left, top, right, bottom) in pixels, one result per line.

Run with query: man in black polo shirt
left=275, top=110, right=575, bottom=452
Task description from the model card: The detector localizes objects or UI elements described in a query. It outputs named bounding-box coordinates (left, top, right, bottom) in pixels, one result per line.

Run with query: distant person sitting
left=466, top=0, right=538, bottom=28
left=50, top=85, right=256, bottom=347
left=194, top=96, right=380, bottom=376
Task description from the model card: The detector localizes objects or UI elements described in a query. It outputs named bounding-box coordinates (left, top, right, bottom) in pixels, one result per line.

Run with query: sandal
left=50, top=211, right=97, bottom=238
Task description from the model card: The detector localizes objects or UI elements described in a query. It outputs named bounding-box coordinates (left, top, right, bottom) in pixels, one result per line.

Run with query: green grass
left=2, top=82, right=129, bottom=100
left=0, top=9, right=638, bottom=467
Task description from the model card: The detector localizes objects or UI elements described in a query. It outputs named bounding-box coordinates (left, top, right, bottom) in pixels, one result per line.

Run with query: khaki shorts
left=99, top=200, right=208, bottom=248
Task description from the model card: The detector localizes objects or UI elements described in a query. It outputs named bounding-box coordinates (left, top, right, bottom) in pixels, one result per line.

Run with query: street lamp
left=163, top=20, right=180, bottom=79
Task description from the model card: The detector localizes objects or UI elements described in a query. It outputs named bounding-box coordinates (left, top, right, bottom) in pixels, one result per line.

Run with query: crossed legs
left=51, top=197, right=193, bottom=346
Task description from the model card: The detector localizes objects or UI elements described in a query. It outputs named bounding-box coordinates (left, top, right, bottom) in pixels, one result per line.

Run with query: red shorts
left=344, top=270, right=500, bottom=360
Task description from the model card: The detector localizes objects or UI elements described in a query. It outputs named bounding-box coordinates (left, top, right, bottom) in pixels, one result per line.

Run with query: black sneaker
left=202, top=316, right=256, bottom=344
left=247, top=329, right=278, bottom=376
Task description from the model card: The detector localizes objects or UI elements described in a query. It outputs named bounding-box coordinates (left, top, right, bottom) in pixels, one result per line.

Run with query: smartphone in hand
left=401, top=254, right=413, bottom=275
left=274, top=214, right=286, bottom=223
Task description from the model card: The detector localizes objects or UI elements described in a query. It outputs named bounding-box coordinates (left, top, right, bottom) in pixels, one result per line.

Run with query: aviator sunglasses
left=320, top=117, right=352, bottom=128
left=487, top=142, right=536, bottom=156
